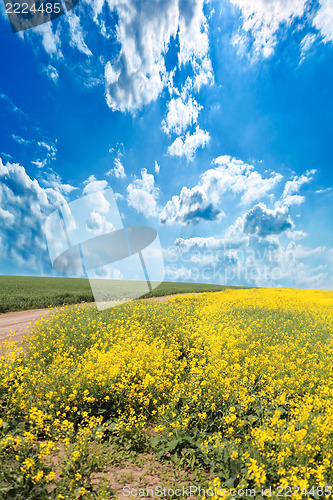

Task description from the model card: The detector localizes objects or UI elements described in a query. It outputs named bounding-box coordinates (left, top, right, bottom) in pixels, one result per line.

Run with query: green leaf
left=150, top=436, right=160, bottom=447
left=167, top=438, right=180, bottom=451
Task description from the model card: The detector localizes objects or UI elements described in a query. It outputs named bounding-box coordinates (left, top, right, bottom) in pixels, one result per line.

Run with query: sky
left=0, top=0, right=333, bottom=289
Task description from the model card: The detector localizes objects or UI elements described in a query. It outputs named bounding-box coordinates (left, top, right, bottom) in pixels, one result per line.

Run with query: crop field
left=0, top=275, right=234, bottom=313
left=1, top=288, right=333, bottom=499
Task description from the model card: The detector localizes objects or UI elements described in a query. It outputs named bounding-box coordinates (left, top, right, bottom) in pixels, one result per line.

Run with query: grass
left=1, top=288, right=333, bottom=498
left=0, top=275, right=242, bottom=314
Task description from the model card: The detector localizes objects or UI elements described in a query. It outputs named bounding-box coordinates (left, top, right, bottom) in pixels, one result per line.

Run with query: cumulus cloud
left=20, top=0, right=213, bottom=112
left=83, top=175, right=110, bottom=213
left=160, top=155, right=282, bottom=225
left=102, top=0, right=212, bottom=112
left=0, top=157, right=70, bottom=273
left=213, top=156, right=283, bottom=205
left=126, top=168, right=159, bottom=218
left=280, top=170, right=316, bottom=206
left=83, top=175, right=108, bottom=194
left=168, top=208, right=330, bottom=289
left=168, top=126, right=210, bottom=161
left=243, top=203, right=293, bottom=237
left=86, top=211, right=115, bottom=234
left=154, top=161, right=160, bottom=174
left=107, top=158, right=126, bottom=179
left=160, top=187, right=223, bottom=225
left=230, top=0, right=307, bottom=58
left=161, top=96, right=202, bottom=135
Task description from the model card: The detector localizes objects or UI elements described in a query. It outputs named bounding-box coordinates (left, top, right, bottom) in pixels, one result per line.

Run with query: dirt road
left=0, top=308, right=53, bottom=346
left=0, top=293, right=203, bottom=347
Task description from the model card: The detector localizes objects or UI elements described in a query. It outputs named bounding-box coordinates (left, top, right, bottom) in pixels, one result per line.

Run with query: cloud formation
left=126, top=168, right=159, bottom=218
left=162, top=96, right=202, bottom=135
left=0, top=158, right=70, bottom=273
left=160, top=155, right=282, bottom=224
left=231, top=0, right=307, bottom=58
left=243, top=203, right=293, bottom=237
left=280, top=170, right=316, bottom=206
left=160, top=186, right=223, bottom=225
left=107, top=158, right=126, bottom=179
left=313, top=0, right=333, bottom=43
left=230, top=0, right=333, bottom=59
left=30, top=23, right=62, bottom=57
left=67, top=13, right=92, bottom=56
left=168, top=126, right=210, bottom=161
left=102, top=0, right=212, bottom=112
left=169, top=207, right=329, bottom=289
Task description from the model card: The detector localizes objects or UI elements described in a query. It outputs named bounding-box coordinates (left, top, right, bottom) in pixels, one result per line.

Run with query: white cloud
left=107, top=158, right=126, bottom=179
left=102, top=0, right=212, bottom=112
left=11, top=135, right=57, bottom=168
left=0, top=157, right=71, bottom=273
left=83, top=175, right=110, bottom=213
left=126, top=168, right=159, bottom=218
left=242, top=203, right=293, bottom=237
left=67, top=13, right=92, bottom=56
left=43, top=64, right=59, bottom=82
left=83, top=175, right=108, bottom=194
left=210, top=156, right=282, bottom=205
left=154, top=161, right=160, bottom=174
left=19, top=0, right=213, bottom=108
left=169, top=211, right=331, bottom=289
left=313, top=0, right=333, bottom=43
left=282, top=194, right=306, bottom=207
left=192, top=55, right=214, bottom=91
left=283, top=171, right=315, bottom=197
left=0, top=207, right=15, bottom=227
left=160, top=186, right=224, bottom=225
left=32, top=142, right=57, bottom=169
left=174, top=235, right=233, bottom=251
left=287, top=230, right=307, bottom=241
left=30, top=23, right=62, bottom=57
left=11, top=134, right=31, bottom=146
left=162, top=96, right=202, bottom=135
left=86, top=211, right=115, bottom=234
left=299, top=33, right=317, bottom=62
left=31, top=159, right=48, bottom=169
left=177, top=0, right=210, bottom=66
left=0, top=93, right=25, bottom=116
left=230, top=0, right=307, bottom=58
left=168, top=126, right=210, bottom=161
left=280, top=170, right=315, bottom=206
left=159, top=155, right=282, bottom=225
left=40, top=171, right=77, bottom=194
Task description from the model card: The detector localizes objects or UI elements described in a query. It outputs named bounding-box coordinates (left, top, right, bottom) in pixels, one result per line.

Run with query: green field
left=0, top=275, right=239, bottom=313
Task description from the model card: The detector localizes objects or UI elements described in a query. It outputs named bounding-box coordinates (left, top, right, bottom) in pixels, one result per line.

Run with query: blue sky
left=0, top=0, right=333, bottom=288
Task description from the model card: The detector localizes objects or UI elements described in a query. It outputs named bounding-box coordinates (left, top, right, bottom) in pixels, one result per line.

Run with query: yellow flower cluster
left=1, top=288, right=333, bottom=493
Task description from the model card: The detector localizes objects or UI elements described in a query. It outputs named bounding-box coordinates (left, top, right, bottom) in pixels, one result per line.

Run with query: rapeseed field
left=1, top=288, right=333, bottom=499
